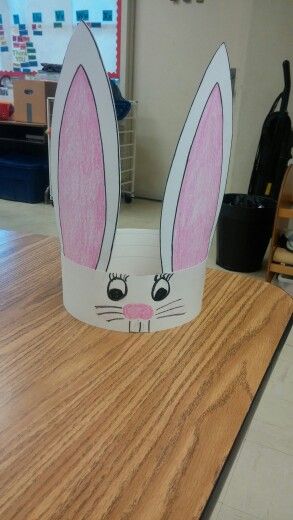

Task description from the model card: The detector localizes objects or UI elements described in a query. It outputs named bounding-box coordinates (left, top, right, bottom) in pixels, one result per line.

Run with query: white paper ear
left=160, top=44, right=232, bottom=272
left=51, top=22, right=120, bottom=270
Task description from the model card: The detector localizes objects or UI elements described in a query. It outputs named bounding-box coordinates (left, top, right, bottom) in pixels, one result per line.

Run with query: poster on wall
left=0, top=0, right=120, bottom=77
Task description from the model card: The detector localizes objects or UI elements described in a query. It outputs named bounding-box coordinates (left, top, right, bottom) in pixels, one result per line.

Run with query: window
left=0, top=0, right=121, bottom=78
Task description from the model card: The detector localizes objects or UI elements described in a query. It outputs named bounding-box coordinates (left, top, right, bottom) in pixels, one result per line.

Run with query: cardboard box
left=13, top=80, right=57, bottom=124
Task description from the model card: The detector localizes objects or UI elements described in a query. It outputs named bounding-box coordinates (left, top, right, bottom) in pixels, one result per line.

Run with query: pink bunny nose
left=123, top=304, right=154, bottom=320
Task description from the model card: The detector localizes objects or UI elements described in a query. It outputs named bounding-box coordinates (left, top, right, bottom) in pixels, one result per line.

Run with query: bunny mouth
left=95, top=306, right=152, bottom=332
left=95, top=299, right=187, bottom=333
left=129, top=320, right=151, bottom=333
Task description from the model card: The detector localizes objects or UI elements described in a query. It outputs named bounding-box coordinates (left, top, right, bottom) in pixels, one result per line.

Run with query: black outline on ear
left=159, top=43, right=232, bottom=272
left=170, top=84, right=223, bottom=271
left=57, top=21, right=120, bottom=271
left=84, top=22, right=121, bottom=271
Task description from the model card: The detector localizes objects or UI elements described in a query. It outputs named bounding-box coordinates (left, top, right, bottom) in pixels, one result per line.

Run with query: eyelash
left=154, top=273, right=173, bottom=283
left=109, top=273, right=129, bottom=282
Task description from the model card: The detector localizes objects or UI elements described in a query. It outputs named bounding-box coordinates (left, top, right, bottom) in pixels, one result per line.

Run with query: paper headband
left=51, top=22, right=232, bottom=333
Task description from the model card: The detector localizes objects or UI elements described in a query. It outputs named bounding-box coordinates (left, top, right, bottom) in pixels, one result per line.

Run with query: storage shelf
left=121, top=156, right=134, bottom=161
left=0, top=137, right=46, bottom=145
left=0, top=120, right=47, bottom=128
left=267, top=165, right=293, bottom=282
left=273, top=246, right=293, bottom=266
left=278, top=204, right=293, bottom=219
left=270, top=262, right=293, bottom=276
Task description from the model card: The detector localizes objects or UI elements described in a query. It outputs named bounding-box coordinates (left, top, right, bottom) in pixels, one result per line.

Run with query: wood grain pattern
left=0, top=231, right=292, bottom=520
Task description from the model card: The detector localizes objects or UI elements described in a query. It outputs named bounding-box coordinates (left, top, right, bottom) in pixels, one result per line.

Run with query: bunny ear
left=160, top=44, right=232, bottom=272
left=51, top=22, right=120, bottom=270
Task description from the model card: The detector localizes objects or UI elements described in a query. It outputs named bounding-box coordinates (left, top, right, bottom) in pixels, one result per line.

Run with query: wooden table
left=0, top=231, right=292, bottom=520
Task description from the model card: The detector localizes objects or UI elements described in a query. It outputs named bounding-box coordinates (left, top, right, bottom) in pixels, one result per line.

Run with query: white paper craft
left=51, top=22, right=232, bottom=333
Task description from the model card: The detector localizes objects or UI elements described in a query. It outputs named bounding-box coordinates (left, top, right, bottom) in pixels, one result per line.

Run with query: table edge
left=201, top=312, right=293, bottom=519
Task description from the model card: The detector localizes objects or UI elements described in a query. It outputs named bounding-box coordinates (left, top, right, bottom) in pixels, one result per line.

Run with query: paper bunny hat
left=51, top=23, right=232, bottom=333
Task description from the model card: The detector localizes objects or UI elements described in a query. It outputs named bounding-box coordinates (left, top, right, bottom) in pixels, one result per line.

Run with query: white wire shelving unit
left=46, top=97, right=137, bottom=203
left=118, top=101, right=137, bottom=203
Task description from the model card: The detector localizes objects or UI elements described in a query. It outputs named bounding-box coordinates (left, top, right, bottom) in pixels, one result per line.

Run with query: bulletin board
left=0, top=0, right=121, bottom=78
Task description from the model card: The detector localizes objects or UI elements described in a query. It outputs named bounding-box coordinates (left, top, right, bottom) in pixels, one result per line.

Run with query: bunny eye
left=151, top=274, right=172, bottom=301
left=107, top=274, right=128, bottom=301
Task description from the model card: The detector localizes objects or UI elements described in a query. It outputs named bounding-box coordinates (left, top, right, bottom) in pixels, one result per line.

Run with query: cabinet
left=0, top=120, right=48, bottom=154
left=0, top=120, right=49, bottom=203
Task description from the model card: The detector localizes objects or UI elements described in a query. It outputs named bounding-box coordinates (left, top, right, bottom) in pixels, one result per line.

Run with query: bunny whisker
left=156, top=305, right=185, bottom=316
left=157, top=312, right=186, bottom=319
left=106, top=317, right=125, bottom=322
left=156, top=298, right=182, bottom=311
left=96, top=311, right=123, bottom=316
left=95, top=305, right=122, bottom=309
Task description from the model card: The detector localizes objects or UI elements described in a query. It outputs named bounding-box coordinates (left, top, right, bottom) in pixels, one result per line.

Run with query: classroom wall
left=230, top=0, right=293, bottom=193
left=132, top=0, right=292, bottom=199
left=0, top=0, right=11, bottom=70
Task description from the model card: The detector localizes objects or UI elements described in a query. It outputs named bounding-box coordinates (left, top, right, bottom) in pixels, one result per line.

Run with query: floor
left=0, top=197, right=292, bottom=520
left=0, top=197, right=162, bottom=236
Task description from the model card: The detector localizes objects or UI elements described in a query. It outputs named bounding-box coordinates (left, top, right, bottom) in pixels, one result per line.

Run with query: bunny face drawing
left=60, top=239, right=206, bottom=332
left=51, top=23, right=232, bottom=333
left=96, top=272, right=180, bottom=333
left=95, top=272, right=191, bottom=333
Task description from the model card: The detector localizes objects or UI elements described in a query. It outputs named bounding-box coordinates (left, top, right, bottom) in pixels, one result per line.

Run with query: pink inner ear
left=58, top=66, right=105, bottom=269
left=172, top=84, right=223, bottom=270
